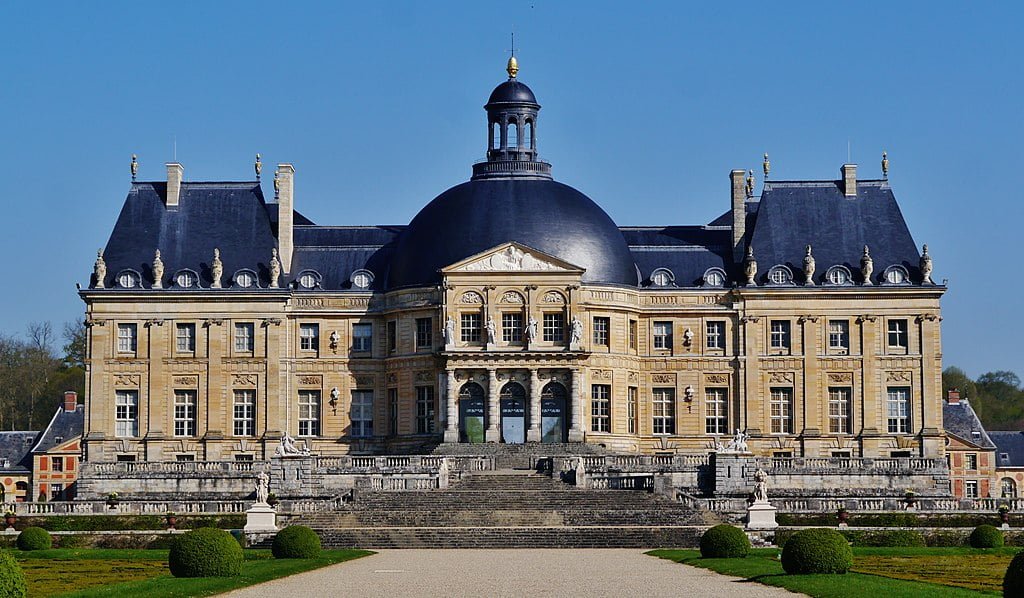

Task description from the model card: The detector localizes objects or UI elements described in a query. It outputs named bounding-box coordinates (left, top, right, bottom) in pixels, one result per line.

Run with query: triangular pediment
left=443, top=242, right=585, bottom=274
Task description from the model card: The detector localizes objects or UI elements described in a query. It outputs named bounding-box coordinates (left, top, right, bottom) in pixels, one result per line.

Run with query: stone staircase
left=429, top=441, right=610, bottom=469
left=283, top=469, right=715, bottom=549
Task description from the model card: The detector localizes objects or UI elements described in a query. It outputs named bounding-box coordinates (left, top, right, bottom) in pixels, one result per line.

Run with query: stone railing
left=89, top=460, right=257, bottom=474
left=761, top=457, right=942, bottom=472
left=562, top=454, right=710, bottom=472
left=678, top=494, right=1024, bottom=514
left=313, top=455, right=494, bottom=472
left=7, top=500, right=248, bottom=516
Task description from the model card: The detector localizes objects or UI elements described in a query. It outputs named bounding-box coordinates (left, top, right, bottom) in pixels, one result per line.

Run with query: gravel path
left=225, top=549, right=799, bottom=597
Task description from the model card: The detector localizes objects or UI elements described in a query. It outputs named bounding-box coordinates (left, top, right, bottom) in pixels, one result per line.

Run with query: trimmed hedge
left=1005, top=550, right=1024, bottom=596
left=781, top=528, right=853, bottom=574
left=699, top=524, right=750, bottom=558
left=272, top=526, right=322, bottom=559
left=777, top=512, right=1013, bottom=528
left=7, top=514, right=245, bottom=532
left=168, top=528, right=243, bottom=578
left=16, top=527, right=52, bottom=551
left=970, top=524, right=1004, bottom=548
left=0, top=551, right=26, bottom=598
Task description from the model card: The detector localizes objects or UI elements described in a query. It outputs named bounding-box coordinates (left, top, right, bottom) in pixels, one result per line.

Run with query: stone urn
left=837, top=509, right=850, bottom=525
left=904, top=491, right=917, bottom=508
left=166, top=513, right=178, bottom=530
left=4, top=513, right=15, bottom=529
left=1000, top=507, right=1011, bottom=525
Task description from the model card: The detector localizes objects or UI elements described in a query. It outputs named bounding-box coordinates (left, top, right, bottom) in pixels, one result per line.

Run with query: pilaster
left=485, top=368, right=500, bottom=442
left=527, top=368, right=541, bottom=442
left=444, top=370, right=459, bottom=442
left=568, top=369, right=584, bottom=442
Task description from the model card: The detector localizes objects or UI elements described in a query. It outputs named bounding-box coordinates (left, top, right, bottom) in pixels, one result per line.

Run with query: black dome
left=387, top=179, right=637, bottom=289
left=487, top=80, right=538, bottom=106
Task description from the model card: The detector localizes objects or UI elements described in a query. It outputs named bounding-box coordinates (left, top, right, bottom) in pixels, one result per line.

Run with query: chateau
left=79, top=57, right=946, bottom=472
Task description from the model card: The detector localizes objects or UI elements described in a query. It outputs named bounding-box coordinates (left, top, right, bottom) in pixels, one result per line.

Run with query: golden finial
left=745, top=170, right=754, bottom=198
left=881, top=151, right=889, bottom=179
left=273, top=171, right=280, bottom=198
left=507, top=55, right=519, bottom=79
left=255, top=153, right=262, bottom=180
left=762, top=153, right=771, bottom=178
left=130, top=154, right=138, bottom=181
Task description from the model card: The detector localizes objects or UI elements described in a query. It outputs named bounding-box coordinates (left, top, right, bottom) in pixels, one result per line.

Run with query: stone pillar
left=486, top=369, right=500, bottom=442
left=527, top=369, right=542, bottom=442
left=568, top=369, right=584, bottom=442
left=444, top=370, right=459, bottom=443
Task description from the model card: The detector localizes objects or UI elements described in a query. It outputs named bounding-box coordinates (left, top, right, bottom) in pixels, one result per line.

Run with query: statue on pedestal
left=753, top=468, right=770, bottom=503
left=570, top=316, right=583, bottom=347
left=803, top=245, right=815, bottom=285
left=486, top=316, right=497, bottom=345
left=744, top=246, right=758, bottom=286
left=443, top=316, right=456, bottom=345
left=920, top=244, right=933, bottom=284
left=275, top=433, right=309, bottom=457
left=525, top=316, right=538, bottom=343
left=861, top=245, right=874, bottom=285
left=152, top=250, right=164, bottom=288
left=94, top=249, right=107, bottom=289
left=211, top=248, right=223, bottom=289
left=269, top=248, right=281, bottom=288
left=255, top=471, right=270, bottom=504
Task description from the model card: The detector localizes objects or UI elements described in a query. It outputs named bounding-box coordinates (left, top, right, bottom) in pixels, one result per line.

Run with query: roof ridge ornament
left=744, top=246, right=758, bottom=286
left=255, top=153, right=262, bottom=180
left=746, top=170, right=754, bottom=198
left=152, top=249, right=164, bottom=289
left=861, top=245, right=874, bottom=285
left=93, top=249, right=106, bottom=289
left=269, top=248, right=281, bottom=289
left=920, top=244, right=933, bottom=285
left=803, top=245, right=816, bottom=286
left=507, top=55, right=519, bottom=79
left=211, top=248, right=223, bottom=289
left=763, top=153, right=770, bottom=179
left=130, top=154, right=138, bottom=181
left=882, top=151, right=889, bottom=179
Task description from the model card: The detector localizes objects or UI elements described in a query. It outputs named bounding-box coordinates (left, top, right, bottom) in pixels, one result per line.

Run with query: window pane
left=351, top=390, right=374, bottom=437
left=828, top=387, right=850, bottom=434
left=770, top=388, right=792, bottom=434
left=887, top=387, right=910, bottom=434
left=593, top=317, right=610, bottom=346
left=416, top=386, right=435, bottom=434
left=173, top=390, right=197, bottom=437
left=653, top=388, right=675, bottom=435
left=235, top=323, right=254, bottom=352
left=502, top=312, right=523, bottom=343
left=461, top=313, right=481, bottom=343
left=705, top=388, right=728, bottom=435
left=543, top=313, right=564, bottom=342
left=415, top=318, right=433, bottom=349
left=591, top=384, right=611, bottom=432
left=233, top=389, right=256, bottom=436
left=298, top=390, right=320, bottom=436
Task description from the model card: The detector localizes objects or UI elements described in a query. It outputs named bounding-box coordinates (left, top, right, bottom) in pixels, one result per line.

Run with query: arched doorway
left=500, top=382, right=527, bottom=444
left=541, top=382, right=568, bottom=443
left=459, top=382, right=486, bottom=443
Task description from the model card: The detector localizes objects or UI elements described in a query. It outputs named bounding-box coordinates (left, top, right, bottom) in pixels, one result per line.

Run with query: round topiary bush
left=699, top=524, right=750, bottom=558
left=168, top=527, right=243, bottom=578
left=272, top=525, right=322, bottom=559
left=781, top=528, right=853, bottom=574
left=1004, top=550, right=1024, bottom=596
left=0, top=551, right=26, bottom=598
left=971, top=524, right=1004, bottom=548
left=16, top=527, right=51, bottom=551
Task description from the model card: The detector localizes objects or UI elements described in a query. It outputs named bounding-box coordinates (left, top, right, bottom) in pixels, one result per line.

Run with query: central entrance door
left=500, top=382, right=526, bottom=444
left=459, top=382, right=486, bottom=443
left=541, top=382, right=568, bottom=443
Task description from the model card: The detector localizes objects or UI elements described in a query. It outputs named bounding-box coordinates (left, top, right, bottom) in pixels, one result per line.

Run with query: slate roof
left=989, top=431, right=1024, bottom=468
left=943, top=401, right=996, bottom=449
left=32, top=406, right=85, bottom=454
left=0, top=432, right=40, bottom=473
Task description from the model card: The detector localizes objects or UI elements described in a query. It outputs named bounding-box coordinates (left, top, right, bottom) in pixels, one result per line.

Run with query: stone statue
left=574, top=458, right=587, bottom=488
left=443, top=316, right=456, bottom=345
left=269, top=248, right=281, bottom=288
left=752, top=468, right=770, bottom=503
left=763, top=152, right=770, bottom=177
left=881, top=151, right=889, bottom=178
left=211, top=248, right=223, bottom=289
left=130, top=154, right=138, bottom=181
left=684, top=385, right=695, bottom=402
left=860, top=245, right=874, bottom=285
left=486, top=316, right=497, bottom=345
left=525, top=316, right=538, bottom=343
left=254, top=153, right=262, bottom=179
left=720, top=429, right=749, bottom=453
left=803, top=245, right=815, bottom=285
left=438, top=457, right=450, bottom=489
left=329, top=330, right=340, bottom=349
left=683, top=328, right=694, bottom=346
left=330, top=386, right=340, bottom=403
left=920, top=244, right=933, bottom=284
left=570, top=316, right=583, bottom=347
left=94, top=249, right=107, bottom=289
left=255, top=470, right=270, bottom=504
left=152, top=249, right=164, bottom=289
left=273, top=171, right=280, bottom=198
left=745, top=170, right=754, bottom=198
left=275, top=433, right=309, bottom=457
left=744, top=246, right=758, bottom=286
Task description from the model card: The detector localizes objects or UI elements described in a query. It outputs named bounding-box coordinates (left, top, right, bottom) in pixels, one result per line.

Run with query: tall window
left=770, top=320, right=791, bottom=350
left=888, top=319, right=908, bottom=349
left=175, top=323, right=195, bottom=353
left=965, top=480, right=979, bottom=499
left=965, top=453, right=978, bottom=470
left=828, top=320, right=849, bottom=351
left=461, top=313, right=481, bottom=343
left=299, top=323, right=319, bottom=351
left=351, top=390, right=374, bottom=437
left=234, top=322, right=254, bottom=352
left=415, top=317, right=433, bottom=350
left=115, top=390, right=138, bottom=437
left=117, top=323, right=137, bottom=354
left=828, top=387, right=851, bottom=434
left=386, top=321, right=397, bottom=353
left=388, top=388, right=399, bottom=436
left=705, top=388, right=728, bottom=435
left=593, top=317, right=610, bottom=346
left=502, top=312, right=523, bottom=342
left=653, top=388, right=675, bottom=435
left=50, top=457, right=63, bottom=472
left=706, top=321, right=725, bottom=350
left=629, top=320, right=638, bottom=350
left=352, top=323, right=372, bottom=352
left=1002, top=478, right=1018, bottom=498
left=416, top=386, right=435, bottom=434
left=887, top=387, right=910, bottom=434
left=233, top=389, right=256, bottom=436
left=770, top=388, right=793, bottom=434
left=543, top=312, right=565, bottom=342
left=173, top=390, right=197, bottom=437
left=298, top=390, right=320, bottom=437
left=627, top=386, right=638, bottom=434
left=591, top=385, right=611, bottom=432
left=653, top=321, right=672, bottom=350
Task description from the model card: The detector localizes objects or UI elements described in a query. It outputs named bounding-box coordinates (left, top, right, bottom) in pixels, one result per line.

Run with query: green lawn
left=14, top=548, right=373, bottom=598
left=648, top=547, right=1013, bottom=597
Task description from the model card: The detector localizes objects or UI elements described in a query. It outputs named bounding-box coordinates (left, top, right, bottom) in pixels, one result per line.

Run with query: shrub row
left=775, top=525, right=1018, bottom=548
left=6, top=514, right=245, bottom=532
left=777, top=512, right=1017, bottom=528
left=0, top=551, right=26, bottom=598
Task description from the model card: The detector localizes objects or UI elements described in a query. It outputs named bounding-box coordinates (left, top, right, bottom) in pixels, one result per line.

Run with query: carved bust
left=211, top=248, right=223, bottom=289
left=803, top=245, right=815, bottom=286
left=744, top=246, right=758, bottom=286
left=860, top=245, right=874, bottom=285
left=94, top=249, right=107, bottom=289
left=269, top=248, right=281, bottom=288
left=152, top=249, right=164, bottom=289
left=919, top=244, right=933, bottom=285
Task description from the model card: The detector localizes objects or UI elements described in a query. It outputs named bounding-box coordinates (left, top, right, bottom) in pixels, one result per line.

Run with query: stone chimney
left=166, top=162, right=184, bottom=206
left=730, top=169, right=747, bottom=262
left=841, top=163, right=857, bottom=197
left=947, top=388, right=961, bottom=405
left=276, top=164, right=295, bottom=274
left=63, top=390, right=78, bottom=412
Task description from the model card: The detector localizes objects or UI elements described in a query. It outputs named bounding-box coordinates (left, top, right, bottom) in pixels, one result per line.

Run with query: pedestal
left=746, top=501, right=778, bottom=530
left=244, top=503, right=278, bottom=533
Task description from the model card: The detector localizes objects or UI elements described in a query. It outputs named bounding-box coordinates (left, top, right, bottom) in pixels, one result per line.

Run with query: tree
left=61, top=320, right=86, bottom=369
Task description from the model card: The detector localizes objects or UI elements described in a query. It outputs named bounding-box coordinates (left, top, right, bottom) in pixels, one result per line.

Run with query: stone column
left=527, top=369, right=542, bottom=442
left=444, top=370, right=459, bottom=443
left=485, top=368, right=500, bottom=442
left=568, top=369, right=584, bottom=442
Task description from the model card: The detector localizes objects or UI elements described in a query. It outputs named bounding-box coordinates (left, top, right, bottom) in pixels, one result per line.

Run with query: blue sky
left=2, top=1, right=1020, bottom=377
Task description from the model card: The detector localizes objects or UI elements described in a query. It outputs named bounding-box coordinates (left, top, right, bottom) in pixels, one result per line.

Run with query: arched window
left=825, top=265, right=853, bottom=286
left=703, top=267, right=727, bottom=288
left=524, top=120, right=533, bottom=148
left=492, top=122, right=500, bottom=150
left=1002, top=477, right=1018, bottom=498
left=767, top=265, right=795, bottom=286
left=507, top=118, right=518, bottom=147
left=650, top=268, right=674, bottom=287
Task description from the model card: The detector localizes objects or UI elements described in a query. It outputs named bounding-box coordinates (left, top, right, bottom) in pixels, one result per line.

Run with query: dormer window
left=350, top=269, right=374, bottom=289
left=766, top=265, right=794, bottom=286
left=115, top=270, right=141, bottom=289
left=297, top=270, right=321, bottom=290
left=173, top=269, right=199, bottom=289
left=825, top=265, right=853, bottom=286
left=702, top=267, right=726, bottom=288
left=650, top=268, right=674, bottom=287
left=882, top=265, right=910, bottom=285
left=233, top=269, right=258, bottom=289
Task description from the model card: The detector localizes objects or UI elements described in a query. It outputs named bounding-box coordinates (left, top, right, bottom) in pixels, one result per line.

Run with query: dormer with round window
left=232, top=269, right=259, bottom=289
left=766, top=265, right=795, bottom=286
left=296, top=270, right=321, bottom=290
left=172, top=269, right=199, bottom=289
left=115, top=269, right=141, bottom=289
left=350, top=269, right=374, bottom=290
left=649, top=268, right=675, bottom=288
left=702, top=267, right=727, bottom=288
left=824, top=265, right=853, bottom=286
left=882, top=265, right=910, bottom=286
